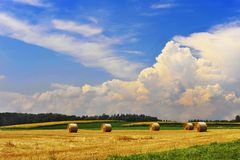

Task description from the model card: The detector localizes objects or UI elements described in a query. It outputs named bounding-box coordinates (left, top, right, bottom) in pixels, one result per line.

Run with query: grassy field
left=109, top=140, right=240, bottom=160
left=123, top=121, right=240, bottom=129
left=1, top=120, right=240, bottom=130
left=0, top=120, right=182, bottom=130
left=0, top=129, right=239, bottom=160
left=0, top=120, right=119, bottom=129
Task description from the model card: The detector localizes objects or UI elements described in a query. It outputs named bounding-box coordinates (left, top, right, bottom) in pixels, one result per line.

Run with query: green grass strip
left=108, top=140, right=240, bottom=160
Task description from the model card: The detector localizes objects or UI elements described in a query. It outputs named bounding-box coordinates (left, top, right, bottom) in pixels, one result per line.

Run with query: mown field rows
left=0, top=120, right=118, bottom=129
left=0, top=129, right=239, bottom=160
left=1, top=120, right=240, bottom=130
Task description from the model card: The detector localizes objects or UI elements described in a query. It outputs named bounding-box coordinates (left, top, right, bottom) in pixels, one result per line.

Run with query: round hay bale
left=184, top=122, right=194, bottom=130
left=150, top=122, right=160, bottom=131
left=101, top=123, right=112, bottom=132
left=196, top=122, right=207, bottom=132
left=68, top=123, right=78, bottom=133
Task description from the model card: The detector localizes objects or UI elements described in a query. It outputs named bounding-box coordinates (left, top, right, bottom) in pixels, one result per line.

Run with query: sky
left=0, top=0, right=240, bottom=121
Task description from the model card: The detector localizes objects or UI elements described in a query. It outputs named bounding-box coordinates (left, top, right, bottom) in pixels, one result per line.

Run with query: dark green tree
left=235, top=115, right=240, bottom=122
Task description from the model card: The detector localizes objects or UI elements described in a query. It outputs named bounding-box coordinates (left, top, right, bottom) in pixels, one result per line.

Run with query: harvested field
left=0, top=129, right=239, bottom=160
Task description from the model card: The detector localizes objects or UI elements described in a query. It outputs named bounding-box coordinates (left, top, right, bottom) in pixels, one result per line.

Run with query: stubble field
left=0, top=129, right=239, bottom=160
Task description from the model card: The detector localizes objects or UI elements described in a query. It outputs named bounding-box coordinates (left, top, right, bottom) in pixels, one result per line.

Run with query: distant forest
left=188, top=115, right=240, bottom=123
left=0, top=113, right=158, bottom=126
left=0, top=112, right=239, bottom=126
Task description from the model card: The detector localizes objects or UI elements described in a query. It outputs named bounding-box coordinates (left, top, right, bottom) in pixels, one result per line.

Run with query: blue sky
left=0, top=0, right=240, bottom=119
left=0, top=0, right=239, bottom=93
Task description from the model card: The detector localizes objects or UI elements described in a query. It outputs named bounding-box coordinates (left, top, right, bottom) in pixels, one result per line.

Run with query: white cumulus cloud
left=174, top=22, right=240, bottom=83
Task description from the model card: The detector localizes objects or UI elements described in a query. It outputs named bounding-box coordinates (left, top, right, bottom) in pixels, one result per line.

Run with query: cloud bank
left=0, top=22, right=240, bottom=121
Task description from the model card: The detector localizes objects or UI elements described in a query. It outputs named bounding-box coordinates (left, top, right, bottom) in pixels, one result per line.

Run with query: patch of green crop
left=108, top=140, right=240, bottom=160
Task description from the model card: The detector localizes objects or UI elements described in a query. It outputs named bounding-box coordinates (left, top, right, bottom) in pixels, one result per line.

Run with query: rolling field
left=0, top=120, right=181, bottom=130
left=1, top=120, right=240, bottom=130
left=0, top=120, right=119, bottom=130
left=0, top=129, right=239, bottom=160
left=0, top=120, right=240, bottom=159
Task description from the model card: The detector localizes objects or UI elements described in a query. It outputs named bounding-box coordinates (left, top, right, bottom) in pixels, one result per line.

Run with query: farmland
left=1, top=120, right=240, bottom=130
left=109, top=140, right=240, bottom=160
left=0, top=128, right=239, bottom=159
left=0, top=120, right=240, bottom=160
left=0, top=120, right=119, bottom=130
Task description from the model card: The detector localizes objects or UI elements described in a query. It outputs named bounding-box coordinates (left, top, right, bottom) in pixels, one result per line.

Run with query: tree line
left=0, top=112, right=239, bottom=126
left=189, top=115, right=240, bottom=122
left=0, top=112, right=158, bottom=126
